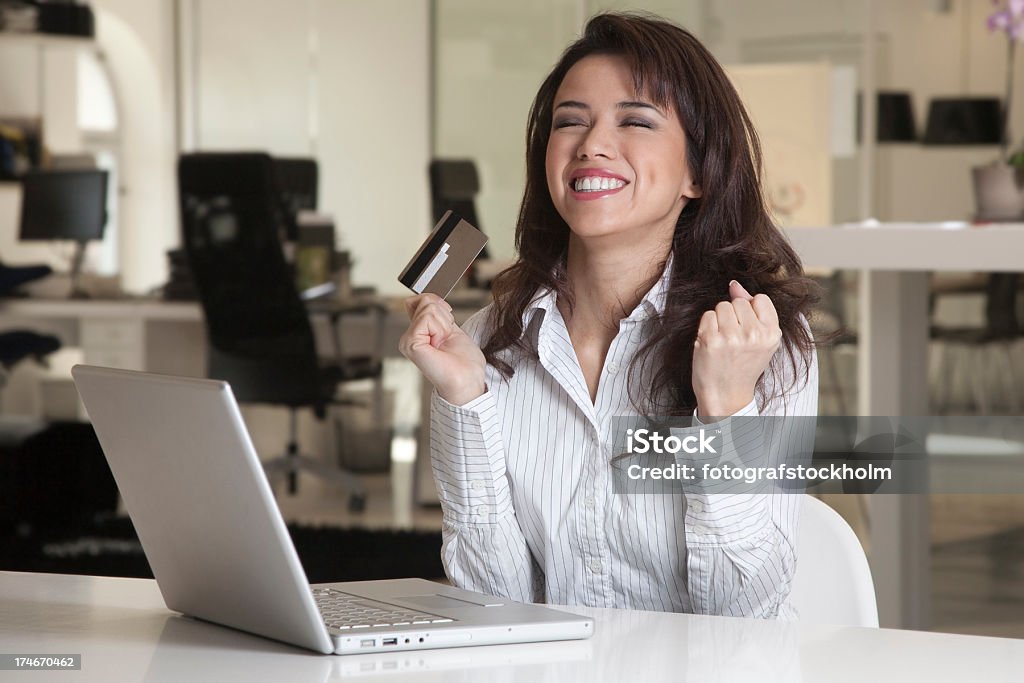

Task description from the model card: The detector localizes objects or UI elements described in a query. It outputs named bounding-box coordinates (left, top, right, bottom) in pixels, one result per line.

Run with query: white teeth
left=573, top=176, right=626, bottom=192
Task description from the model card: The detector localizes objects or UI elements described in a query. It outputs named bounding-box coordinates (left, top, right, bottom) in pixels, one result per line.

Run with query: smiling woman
left=545, top=56, right=700, bottom=245
left=399, top=12, right=820, bottom=619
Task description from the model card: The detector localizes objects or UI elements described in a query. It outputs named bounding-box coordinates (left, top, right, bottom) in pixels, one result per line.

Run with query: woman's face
left=545, top=54, right=701, bottom=246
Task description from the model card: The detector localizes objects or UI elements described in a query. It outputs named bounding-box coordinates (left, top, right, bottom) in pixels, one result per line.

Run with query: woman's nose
left=576, top=123, right=617, bottom=160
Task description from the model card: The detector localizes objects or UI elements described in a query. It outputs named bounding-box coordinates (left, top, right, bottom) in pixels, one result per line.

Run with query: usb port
left=382, top=638, right=398, bottom=646
left=360, top=639, right=376, bottom=648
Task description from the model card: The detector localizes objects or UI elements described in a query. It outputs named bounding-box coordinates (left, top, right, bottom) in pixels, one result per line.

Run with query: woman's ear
left=683, top=182, right=702, bottom=200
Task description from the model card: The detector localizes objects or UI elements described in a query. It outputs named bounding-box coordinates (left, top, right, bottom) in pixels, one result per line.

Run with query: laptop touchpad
left=400, top=594, right=504, bottom=610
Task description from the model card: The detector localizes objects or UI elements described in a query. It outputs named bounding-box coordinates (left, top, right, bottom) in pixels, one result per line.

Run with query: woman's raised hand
left=691, top=280, right=782, bottom=418
left=398, top=294, right=487, bottom=406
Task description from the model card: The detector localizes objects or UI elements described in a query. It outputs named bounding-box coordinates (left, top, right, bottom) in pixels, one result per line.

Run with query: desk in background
left=0, top=293, right=489, bottom=505
left=783, top=221, right=1024, bottom=631
left=2, top=571, right=1022, bottom=682
left=0, top=296, right=413, bottom=379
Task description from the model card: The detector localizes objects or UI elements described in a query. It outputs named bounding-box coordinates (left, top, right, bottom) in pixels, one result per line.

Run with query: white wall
left=316, top=1, right=430, bottom=295
left=92, top=0, right=179, bottom=293
left=190, top=0, right=431, bottom=295
left=194, top=0, right=312, bottom=155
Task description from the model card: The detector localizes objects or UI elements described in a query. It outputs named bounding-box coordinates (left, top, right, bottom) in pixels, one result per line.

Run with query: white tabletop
left=2, top=572, right=1022, bottom=682
left=783, top=222, right=1024, bottom=271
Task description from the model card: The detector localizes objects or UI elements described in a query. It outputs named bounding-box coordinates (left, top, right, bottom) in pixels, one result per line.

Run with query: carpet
left=1, top=516, right=445, bottom=584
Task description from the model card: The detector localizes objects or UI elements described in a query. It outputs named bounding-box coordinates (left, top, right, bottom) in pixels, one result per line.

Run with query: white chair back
left=790, top=495, right=879, bottom=628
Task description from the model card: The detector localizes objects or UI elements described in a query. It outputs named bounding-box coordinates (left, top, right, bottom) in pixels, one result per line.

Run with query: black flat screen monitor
left=19, top=168, right=109, bottom=243
left=18, top=168, right=109, bottom=297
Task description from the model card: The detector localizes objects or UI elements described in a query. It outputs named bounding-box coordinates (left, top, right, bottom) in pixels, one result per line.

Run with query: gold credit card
left=398, top=210, right=488, bottom=298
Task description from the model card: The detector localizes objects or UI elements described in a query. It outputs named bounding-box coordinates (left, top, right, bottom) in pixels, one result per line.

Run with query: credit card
left=398, top=210, right=488, bottom=298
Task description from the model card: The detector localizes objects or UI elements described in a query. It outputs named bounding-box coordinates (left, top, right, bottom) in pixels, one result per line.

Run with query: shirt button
left=469, top=479, right=484, bottom=491
left=588, top=559, right=603, bottom=574
left=583, top=496, right=596, bottom=508
left=606, top=361, right=619, bottom=375
left=475, top=505, right=489, bottom=517
left=689, top=500, right=704, bottom=513
left=691, top=524, right=708, bottom=535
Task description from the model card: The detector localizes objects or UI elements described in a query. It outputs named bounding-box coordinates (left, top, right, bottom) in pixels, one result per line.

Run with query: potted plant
left=973, top=0, right=1024, bottom=220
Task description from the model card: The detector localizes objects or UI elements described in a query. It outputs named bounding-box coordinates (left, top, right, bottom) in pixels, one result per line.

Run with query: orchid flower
left=987, top=0, right=1024, bottom=40
left=988, top=0, right=1024, bottom=162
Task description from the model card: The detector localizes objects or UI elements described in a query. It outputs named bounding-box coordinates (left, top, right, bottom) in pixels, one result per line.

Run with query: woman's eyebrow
left=554, top=100, right=588, bottom=111
left=553, top=99, right=664, bottom=116
left=617, top=100, right=664, bottom=116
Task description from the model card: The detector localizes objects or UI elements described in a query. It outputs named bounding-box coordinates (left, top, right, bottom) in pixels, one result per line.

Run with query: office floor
left=930, top=495, right=1024, bottom=639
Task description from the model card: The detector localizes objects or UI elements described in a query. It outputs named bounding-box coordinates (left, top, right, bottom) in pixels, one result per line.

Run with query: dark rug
left=0, top=516, right=445, bottom=584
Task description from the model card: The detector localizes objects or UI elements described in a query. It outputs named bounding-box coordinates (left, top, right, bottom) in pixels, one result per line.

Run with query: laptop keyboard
left=312, top=588, right=455, bottom=630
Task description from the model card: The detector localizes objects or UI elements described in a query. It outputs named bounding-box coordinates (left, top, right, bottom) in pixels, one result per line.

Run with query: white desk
left=1, top=572, right=1022, bottom=682
left=0, top=298, right=205, bottom=377
left=0, top=297, right=416, bottom=377
left=783, top=222, right=1024, bottom=631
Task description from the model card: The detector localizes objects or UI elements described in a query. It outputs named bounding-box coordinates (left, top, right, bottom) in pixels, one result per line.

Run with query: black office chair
left=931, top=273, right=1020, bottom=414
left=273, top=157, right=318, bottom=242
left=178, top=152, right=378, bottom=509
left=0, top=264, right=61, bottom=388
left=0, top=331, right=61, bottom=388
left=809, top=271, right=857, bottom=416
left=0, top=261, right=53, bottom=294
left=429, top=159, right=489, bottom=260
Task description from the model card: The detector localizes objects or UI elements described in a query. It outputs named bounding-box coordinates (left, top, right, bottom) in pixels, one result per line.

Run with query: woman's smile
left=568, top=168, right=630, bottom=201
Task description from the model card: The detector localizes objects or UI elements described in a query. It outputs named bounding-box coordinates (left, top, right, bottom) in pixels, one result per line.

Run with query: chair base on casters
left=262, top=453, right=367, bottom=512
left=261, top=409, right=367, bottom=513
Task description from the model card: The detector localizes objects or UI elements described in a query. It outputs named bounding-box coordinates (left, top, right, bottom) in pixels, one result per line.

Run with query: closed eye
left=622, top=118, right=654, bottom=129
left=554, top=119, right=586, bottom=129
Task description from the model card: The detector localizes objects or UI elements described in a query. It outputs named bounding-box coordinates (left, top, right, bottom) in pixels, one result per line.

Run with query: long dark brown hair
left=481, top=12, right=818, bottom=416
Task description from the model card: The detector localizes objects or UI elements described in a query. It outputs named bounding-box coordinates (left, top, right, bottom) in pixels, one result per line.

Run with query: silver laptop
left=71, top=365, right=593, bottom=655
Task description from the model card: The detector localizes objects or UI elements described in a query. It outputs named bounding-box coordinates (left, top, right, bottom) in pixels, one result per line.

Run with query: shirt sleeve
left=427, top=308, right=544, bottom=603
left=674, top=315, right=818, bottom=618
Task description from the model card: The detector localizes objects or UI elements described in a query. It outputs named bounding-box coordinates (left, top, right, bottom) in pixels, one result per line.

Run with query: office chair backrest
left=790, top=495, right=879, bottom=627
left=429, top=159, right=488, bottom=259
left=178, top=152, right=324, bottom=407
left=429, top=159, right=478, bottom=222
left=986, top=273, right=1019, bottom=339
left=273, top=157, right=318, bottom=242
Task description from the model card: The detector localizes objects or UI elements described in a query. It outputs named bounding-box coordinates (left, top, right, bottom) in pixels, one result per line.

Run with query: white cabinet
left=80, top=318, right=145, bottom=370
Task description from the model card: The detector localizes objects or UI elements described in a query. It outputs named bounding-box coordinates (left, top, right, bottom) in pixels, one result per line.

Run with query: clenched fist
left=398, top=293, right=487, bottom=407
left=692, top=280, right=782, bottom=418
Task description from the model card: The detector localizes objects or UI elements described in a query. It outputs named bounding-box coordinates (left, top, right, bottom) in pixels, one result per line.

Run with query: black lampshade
left=923, top=97, right=1002, bottom=145
left=856, top=92, right=917, bottom=143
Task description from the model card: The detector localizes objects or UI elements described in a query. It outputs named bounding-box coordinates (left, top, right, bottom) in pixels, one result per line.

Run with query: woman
left=399, top=12, right=818, bottom=618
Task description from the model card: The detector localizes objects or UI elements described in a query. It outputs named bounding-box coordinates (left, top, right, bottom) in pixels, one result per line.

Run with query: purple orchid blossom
left=988, top=0, right=1024, bottom=162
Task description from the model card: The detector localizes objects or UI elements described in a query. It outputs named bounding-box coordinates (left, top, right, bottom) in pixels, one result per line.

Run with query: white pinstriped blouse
left=428, top=262, right=818, bottom=618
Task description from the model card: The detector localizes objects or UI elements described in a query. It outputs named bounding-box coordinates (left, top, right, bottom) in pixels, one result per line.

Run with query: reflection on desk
left=2, top=572, right=1023, bottom=682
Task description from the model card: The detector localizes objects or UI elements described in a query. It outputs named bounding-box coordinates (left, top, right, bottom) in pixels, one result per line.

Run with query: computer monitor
left=18, top=168, right=109, bottom=297
left=273, top=158, right=317, bottom=241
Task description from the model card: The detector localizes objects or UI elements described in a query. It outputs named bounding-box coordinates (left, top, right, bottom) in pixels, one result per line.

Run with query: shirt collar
left=634, top=251, right=673, bottom=319
left=519, top=253, right=673, bottom=338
